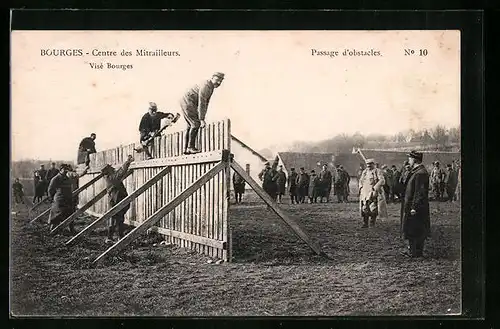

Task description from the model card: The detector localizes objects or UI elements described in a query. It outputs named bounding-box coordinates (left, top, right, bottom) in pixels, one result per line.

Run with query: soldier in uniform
left=258, top=158, right=279, bottom=202
left=45, top=162, right=59, bottom=185
left=33, top=170, right=44, bottom=204
left=12, top=178, right=25, bottom=204
left=287, top=168, right=299, bottom=204
left=296, top=167, right=309, bottom=204
left=401, top=151, right=430, bottom=258
left=318, top=164, right=333, bottom=203
left=334, top=165, right=348, bottom=203
left=48, top=164, right=87, bottom=234
left=340, top=166, right=350, bottom=202
left=275, top=165, right=287, bottom=204
left=430, top=161, right=445, bottom=201
left=308, top=170, right=320, bottom=203
left=358, top=158, right=387, bottom=228
left=101, top=155, right=134, bottom=243
left=37, top=164, right=48, bottom=196
left=391, top=164, right=402, bottom=201
left=138, top=102, right=175, bottom=160
left=444, top=164, right=458, bottom=202
left=232, top=171, right=246, bottom=204
left=77, top=133, right=97, bottom=167
left=381, top=165, right=393, bottom=203
left=180, top=72, right=225, bottom=155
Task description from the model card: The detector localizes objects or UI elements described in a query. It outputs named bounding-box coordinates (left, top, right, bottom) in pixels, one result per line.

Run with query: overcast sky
left=11, top=30, right=460, bottom=161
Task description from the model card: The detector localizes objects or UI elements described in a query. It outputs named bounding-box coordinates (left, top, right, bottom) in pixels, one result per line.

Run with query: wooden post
left=230, top=160, right=324, bottom=256
left=92, top=162, right=225, bottom=264
left=50, top=171, right=133, bottom=234
left=66, top=166, right=171, bottom=246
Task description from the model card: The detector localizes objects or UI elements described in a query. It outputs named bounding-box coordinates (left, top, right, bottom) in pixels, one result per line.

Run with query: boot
left=183, top=128, right=191, bottom=154
left=187, top=127, right=200, bottom=153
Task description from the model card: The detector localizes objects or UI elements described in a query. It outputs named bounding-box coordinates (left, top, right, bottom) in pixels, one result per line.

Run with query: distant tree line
left=271, top=124, right=461, bottom=155
left=11, top=159, right=75, bottom=179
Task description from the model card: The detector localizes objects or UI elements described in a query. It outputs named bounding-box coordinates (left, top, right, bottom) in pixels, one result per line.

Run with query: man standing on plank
left=101, top=155, right=134, bottom=244
left=137, top=102, right=176, bottom=160
left=77, top=133, right=97, bottom=167
left=180, top=72, right=225, bottom=154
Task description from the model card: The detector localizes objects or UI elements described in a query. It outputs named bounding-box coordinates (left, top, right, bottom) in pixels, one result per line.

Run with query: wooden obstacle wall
left=78, top=119, right=231, bottom=260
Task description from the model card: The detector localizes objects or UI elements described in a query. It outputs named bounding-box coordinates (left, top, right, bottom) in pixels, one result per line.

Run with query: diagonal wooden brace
left=230, top=160, right=323, bottom=256
left=50, top=171, right=132, bottom=235
left=92, top=161, right=225, bottom=265
left=66, top=166, right=172, bottom=246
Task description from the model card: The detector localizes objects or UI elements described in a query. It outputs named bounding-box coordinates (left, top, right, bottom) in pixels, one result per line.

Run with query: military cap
left=311, top=170, right=316, bottom=173
left=149, top=102, right=157, bottom=109
left=407, top=150, right=423, bottom=161
left=213, top=72, right=225, bottom=79
left=300, top=167, right=305, bottom=170
left=59, top=164, right=70, bottom=170
left=291, top=167, right=295, bottom=170
left=365, top=158, right=375, bottom=164
left=381, top=164, right=387, bottom=169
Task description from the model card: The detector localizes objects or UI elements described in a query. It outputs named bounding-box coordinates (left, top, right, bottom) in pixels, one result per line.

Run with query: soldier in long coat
left=381, top=165, right=393, bottom=203
left=232, top=171, right=246, bottom=204
left=45, top=162, right=59, bottom=185
left=275, top=165, right=287, bottom=203
left=296, top=167, right=309, bottom=204
left=308, top=170, right=321, bottom=203
left=334, top=166, right=348, bottom=203
left=444, top=164, right=458, bottom=202
left=358, top=158, right=387, bottom=228
left=33, top=170, right=45, bottom=204
left=401, top=151, right=430, bottom=258
left=391, top=165, right=402, bottom=201
left=258, top=158, right=279, bottom=202
left=340, top=166, right=350, bottom=202
left=180, top=72, right=225, bottom=154
left=318, top=164, right=333, bottom=203
left=48, top=164, right=87, bottom=234
left=77, top=133, right=97, bottom=166
left=101, top=155, right=134, bottom=243
left=37, top=165, right=48, bottom=196
left=287, top=168, right=299, bottom=204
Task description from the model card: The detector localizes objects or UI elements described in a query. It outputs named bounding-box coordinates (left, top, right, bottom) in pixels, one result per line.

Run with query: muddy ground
left=10, top=192, right=461, bottom=317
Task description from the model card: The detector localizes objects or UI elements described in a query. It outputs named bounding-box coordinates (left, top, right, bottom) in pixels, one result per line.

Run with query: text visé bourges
left=40, top=48, right=181, bottom=71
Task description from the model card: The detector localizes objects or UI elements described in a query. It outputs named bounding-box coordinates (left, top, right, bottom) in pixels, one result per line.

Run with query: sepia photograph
left=10, top=28, right=463, bottom=317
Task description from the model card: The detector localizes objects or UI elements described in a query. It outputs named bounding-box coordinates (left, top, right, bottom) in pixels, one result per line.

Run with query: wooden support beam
left=66, top=166, right=171, bottom=246
left=230, top=160, right=323, bottom=256
left=29, top=208, right=50, bottom=224
left=73, top=172, right=104, bottom=195
left=29, top=197, right=50, bottom=212
left=92, top=162, right=225, bottom=264
left=50, top=170, right=133, bottom=234
left=231, top=135, right=268, bottom=162
left=126, top=219, right=226, bottom=250
left=85, top=151, right=223, bottom=174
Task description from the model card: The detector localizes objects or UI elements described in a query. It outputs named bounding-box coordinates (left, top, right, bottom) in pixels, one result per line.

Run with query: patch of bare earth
left=10, top=193, right=460, bottom=316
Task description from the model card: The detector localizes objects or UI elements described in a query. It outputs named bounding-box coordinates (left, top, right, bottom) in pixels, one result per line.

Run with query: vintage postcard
left=10, top=29, right=462, bottom=317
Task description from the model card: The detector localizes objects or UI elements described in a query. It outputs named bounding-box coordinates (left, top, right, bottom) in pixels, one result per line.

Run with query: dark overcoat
left=401, top=164, right=431, bottom=240
left=104, top=161, right=132, bottom=217
left=48, top=173, right=74, bottom=222
left=275, top=171, right=287, bottom=194
left=233, top=172, right=246, bottom=194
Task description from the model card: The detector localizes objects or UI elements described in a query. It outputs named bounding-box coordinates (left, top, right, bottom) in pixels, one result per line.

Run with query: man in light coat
left=180, top=72, right=225, bottom=154
left=358, top=158, right=387, bottom=228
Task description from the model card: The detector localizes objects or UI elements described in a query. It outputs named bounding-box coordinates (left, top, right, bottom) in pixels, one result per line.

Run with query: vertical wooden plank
left=223, top=119, right=231, bottom=261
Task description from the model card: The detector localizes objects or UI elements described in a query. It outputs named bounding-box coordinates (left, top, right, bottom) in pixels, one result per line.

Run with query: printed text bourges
left=40, top=48, right=181, bottom=71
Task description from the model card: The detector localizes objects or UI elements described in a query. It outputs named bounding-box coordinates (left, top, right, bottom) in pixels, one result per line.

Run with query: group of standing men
left=253, top=160, right=351, bottom=205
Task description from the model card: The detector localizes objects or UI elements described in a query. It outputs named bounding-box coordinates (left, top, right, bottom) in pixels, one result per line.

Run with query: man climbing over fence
left=180, top=72, right=225, bottom=155
left=101, top=155, right=134, bottom=244
left=77, top=133, right=97, bottom=167
left=137, top=102, right=177, bottom=160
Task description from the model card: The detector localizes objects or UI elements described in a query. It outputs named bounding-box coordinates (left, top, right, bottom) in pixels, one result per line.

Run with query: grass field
left=10, top=191, right=461, bottom=317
